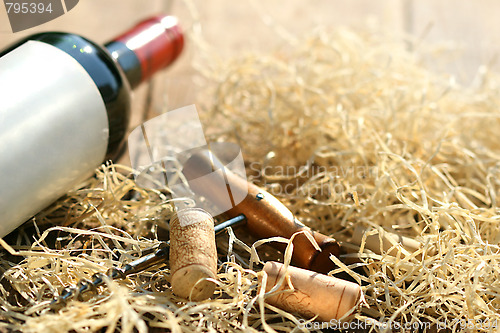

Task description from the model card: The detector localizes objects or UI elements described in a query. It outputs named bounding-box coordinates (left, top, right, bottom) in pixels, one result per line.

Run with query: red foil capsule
left=112, top=15, right=184, bottom=84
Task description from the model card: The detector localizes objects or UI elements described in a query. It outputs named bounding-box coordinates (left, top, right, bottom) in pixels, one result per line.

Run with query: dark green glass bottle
left=0, top=15, right=184, bottom=236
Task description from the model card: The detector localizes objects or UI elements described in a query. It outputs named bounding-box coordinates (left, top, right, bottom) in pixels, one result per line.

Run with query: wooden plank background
left=2, top=0, right=500, bottom=165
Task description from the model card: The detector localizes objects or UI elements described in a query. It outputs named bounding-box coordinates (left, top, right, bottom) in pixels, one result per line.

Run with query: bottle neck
left=105, top=16, right=184, bottom=90
left=104, top=41, right=142, bottom=89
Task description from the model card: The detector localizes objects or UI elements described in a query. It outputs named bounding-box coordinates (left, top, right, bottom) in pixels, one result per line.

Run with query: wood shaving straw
left=2, top=13, right=500, bottom=333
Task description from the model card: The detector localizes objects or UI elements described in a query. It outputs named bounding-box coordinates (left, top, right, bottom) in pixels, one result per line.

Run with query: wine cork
left=169, top=208, right=217, bottom=301
left=352, top=225, right=423, bottom=257
left=260, top=261, right=362, bottom=321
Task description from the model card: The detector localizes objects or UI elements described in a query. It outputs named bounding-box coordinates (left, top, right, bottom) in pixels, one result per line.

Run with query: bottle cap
left=110, top=15, right=184, bottom=85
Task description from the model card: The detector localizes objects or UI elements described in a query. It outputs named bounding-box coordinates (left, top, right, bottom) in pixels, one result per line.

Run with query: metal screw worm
left=49, top=214, right=246, bottom=309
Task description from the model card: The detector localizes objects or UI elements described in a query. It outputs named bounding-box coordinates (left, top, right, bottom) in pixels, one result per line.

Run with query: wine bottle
left=0, top=15, right=184, bottom=237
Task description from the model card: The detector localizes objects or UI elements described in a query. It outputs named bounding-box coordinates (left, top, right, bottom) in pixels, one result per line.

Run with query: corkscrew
left=49, top=214, right=246, bottom=309
left=51, top=149, right=344, bottom=308
left=182, top=149, right=342, bottom=274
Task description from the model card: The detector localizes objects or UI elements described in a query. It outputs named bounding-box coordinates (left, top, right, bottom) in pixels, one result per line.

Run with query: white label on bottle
left=0, top=41, right=109, bottom=237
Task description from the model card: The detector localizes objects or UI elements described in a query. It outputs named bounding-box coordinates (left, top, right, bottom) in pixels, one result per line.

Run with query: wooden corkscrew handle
left=182, top=150, right=340, bottom=274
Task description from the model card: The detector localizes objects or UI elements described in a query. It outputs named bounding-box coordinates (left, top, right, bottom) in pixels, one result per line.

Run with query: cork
left=260, top=261, right=362, bottom=321
left=169, top=208, right=218, bottom=301
left=351, top=225, right=424, bottom=257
